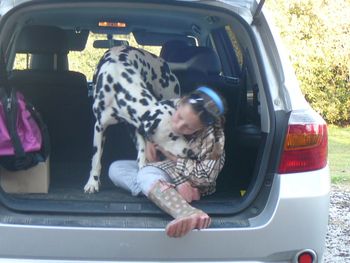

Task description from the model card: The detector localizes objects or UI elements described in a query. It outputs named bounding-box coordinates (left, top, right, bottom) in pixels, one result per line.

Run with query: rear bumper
left=0, top=167, right=330, bottom=262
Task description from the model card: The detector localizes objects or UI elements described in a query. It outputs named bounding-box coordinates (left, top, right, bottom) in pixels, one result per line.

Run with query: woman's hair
left=180, top=86, right=227, bottom=126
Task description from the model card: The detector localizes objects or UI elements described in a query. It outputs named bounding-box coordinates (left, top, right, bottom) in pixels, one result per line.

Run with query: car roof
left=0, top=0, right=263, bottom=21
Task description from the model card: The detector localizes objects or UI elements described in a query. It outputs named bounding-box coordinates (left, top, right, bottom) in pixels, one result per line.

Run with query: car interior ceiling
left=1, top=7, right=264, bottom=215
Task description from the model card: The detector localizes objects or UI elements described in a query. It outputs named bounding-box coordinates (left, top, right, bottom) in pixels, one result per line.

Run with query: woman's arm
left=145, top=141, right=160, bottom=162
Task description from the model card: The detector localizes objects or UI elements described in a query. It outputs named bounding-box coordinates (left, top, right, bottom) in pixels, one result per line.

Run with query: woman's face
left=171, top=103, right=204, bottom=135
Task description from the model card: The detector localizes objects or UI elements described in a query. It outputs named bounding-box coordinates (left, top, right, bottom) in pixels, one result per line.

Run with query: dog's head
left=138, top=101, right=197, bottom=159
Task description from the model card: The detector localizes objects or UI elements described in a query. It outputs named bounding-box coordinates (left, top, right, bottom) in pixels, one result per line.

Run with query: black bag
left=0, top=52, right=50, bottom=171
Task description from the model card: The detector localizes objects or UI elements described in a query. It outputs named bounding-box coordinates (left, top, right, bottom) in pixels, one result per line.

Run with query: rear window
left=13, top=32, right=162, bottom=81
left=68, top=33, right=162, bottom=80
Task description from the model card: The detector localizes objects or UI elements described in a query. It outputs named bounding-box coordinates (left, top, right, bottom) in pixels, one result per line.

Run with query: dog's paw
left=84, top=177, right=100, bottom=193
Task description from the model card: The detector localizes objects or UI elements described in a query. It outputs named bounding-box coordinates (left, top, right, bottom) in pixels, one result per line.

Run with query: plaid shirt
left=146, top=123, right=225, bottom=196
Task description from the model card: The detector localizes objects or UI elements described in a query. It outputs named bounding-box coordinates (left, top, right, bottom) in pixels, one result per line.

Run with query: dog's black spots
left=169, top=132, right=179, bottom=141
left=98, top=100, right=105, bottom=111
left=140, top=89, right=153, bottom=101
left=98, top=91, right=105, bottom=100
left=174, top=84, right=180, bottom=95
left=111, top=107, right=119, bottom=119
left=107, top=74, right=113, bottom=83
left=146, top=109, right=163, bottom=122
left=96, top=125, right=101, bottom=132
left=133, top=60, right=139, bottom=69
left=104, top=84, right=111, bottom=92
left=168, top=111, right=173, bottom=115
left=170, top=75, right=176, bottom=82
left=119, top=53, right=128, bottom=62
left=139, top=58, right=147, bottom=67
left=146, top=62, right=151, bottom=69
left=121, top=72, right=133, bottom=84
left=140, top=110, right=151, bottom=121
left=139, top=98, right=149, bottom=106
left=124, top=91, right=134, bottom=102
left=113, top=82, right=123, bottom=93
left=126, top=68, right=136, bottom=75
left=93, top=176, right=99, bottom=181
left=104, top=51, right=111, bottom=59
left=146, top=82, right=153, bottom=92
left=95, top=74, right=104, bottom=94
left=137, top=125, right=147, bottom=138
left=160, top=100, right=175, bottom=108
left=127, top=105, right=137, bottom=123
left=151, top=68, right=157, bottom=80
left=118, top=99, right=127, bottom=107
left=140, top=68, right=147, bottom=82
left=147, top=118, right=161, bottom=135
left=107, top=58, right=117, bottom=64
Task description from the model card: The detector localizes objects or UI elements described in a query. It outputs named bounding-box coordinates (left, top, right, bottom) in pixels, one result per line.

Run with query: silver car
left=0, top=0, right=329, bottom=262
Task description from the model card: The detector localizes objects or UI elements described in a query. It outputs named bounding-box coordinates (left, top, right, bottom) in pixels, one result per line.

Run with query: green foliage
left=328, top=125, right=350, bottom=185
left=266, top=0, right=350, bottom=125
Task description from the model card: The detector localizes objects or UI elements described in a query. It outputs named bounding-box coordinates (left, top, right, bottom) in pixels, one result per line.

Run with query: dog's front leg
left=84, top=123, right=105, bottom=193
left=135, top=131, right=147, bottom=168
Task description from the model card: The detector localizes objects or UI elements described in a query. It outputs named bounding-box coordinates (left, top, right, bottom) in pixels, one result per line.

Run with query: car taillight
left=278, top=110, right=328, bottom=174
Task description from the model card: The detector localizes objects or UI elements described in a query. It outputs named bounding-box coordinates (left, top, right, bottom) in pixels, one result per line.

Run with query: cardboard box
left=0, top=158, right=50, bottom=194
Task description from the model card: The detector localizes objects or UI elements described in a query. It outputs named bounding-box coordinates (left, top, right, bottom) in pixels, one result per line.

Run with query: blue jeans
left=108, top=160, right=172, bottom=197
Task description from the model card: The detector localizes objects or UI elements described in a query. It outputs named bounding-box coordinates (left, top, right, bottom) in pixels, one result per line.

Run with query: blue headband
left=196, top=86, right=224, bottom=115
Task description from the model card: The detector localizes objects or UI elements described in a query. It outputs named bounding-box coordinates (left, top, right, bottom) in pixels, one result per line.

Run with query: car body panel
left=0, top=0, right=330, bottom=262
left=0, top=167, right=329, bottom=262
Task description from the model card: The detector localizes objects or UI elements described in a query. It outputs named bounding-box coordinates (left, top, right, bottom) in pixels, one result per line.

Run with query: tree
left=266, top=0, right=350, bottom=125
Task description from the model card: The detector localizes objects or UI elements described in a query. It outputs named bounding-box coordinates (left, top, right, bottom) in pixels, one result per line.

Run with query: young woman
left=109, top=86, right=226, bottom=238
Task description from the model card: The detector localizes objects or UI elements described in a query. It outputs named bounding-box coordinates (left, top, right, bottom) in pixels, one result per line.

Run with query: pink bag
left=0, top=91, right=42, bottom=156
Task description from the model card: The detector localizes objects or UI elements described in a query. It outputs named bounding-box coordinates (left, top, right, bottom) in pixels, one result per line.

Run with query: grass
left=328, top=125, right=350, bottom=185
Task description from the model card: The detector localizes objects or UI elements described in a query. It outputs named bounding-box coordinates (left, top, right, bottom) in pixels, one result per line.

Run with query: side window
left=210, top=25, right=242, bottom=78
left=13, top=53, right=31, bottom=70
left=217, top=25, right=260, bottom=126
left=225, top=25, right=243, bottom=69
left=240, top=49, right=261, bottom=126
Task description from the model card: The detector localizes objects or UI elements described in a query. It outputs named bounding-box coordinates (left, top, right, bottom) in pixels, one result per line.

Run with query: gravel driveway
left=324, top=185, right=350, bottom=262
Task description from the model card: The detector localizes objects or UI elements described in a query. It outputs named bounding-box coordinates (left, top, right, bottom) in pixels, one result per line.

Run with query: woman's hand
left=145, top=141, right=159, bottom=162
left=176, top=181, right=201, bottom=203
left=155, top=145, right=178, bottom=162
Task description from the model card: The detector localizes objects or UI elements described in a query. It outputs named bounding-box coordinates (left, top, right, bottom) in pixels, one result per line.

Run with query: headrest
left=160, top=40, right=221, bottom=75
left=160, top=40, right=189, bottom=61
left=16, top=26, right=69, bottom=54
left=168, top=47, right=221, bottom=75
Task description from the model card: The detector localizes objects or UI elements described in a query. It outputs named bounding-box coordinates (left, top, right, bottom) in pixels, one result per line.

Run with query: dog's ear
left=145, top=118, right=161, bottom=138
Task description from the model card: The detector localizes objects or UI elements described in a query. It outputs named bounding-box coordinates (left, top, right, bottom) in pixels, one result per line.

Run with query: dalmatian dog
left=84, top=45, right=195, bottom=193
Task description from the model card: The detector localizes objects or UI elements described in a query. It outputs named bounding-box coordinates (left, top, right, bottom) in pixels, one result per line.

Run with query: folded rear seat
left=9, top=26, right=94, bottom=183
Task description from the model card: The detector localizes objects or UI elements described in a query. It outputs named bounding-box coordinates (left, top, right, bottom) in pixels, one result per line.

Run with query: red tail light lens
left=298, top=252, right=314, bottom=263
left=278, top=110, right=328, bottom=174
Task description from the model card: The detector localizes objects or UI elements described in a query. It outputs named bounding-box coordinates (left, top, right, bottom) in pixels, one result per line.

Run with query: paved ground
left=324, top=185, right=350, bottom=262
